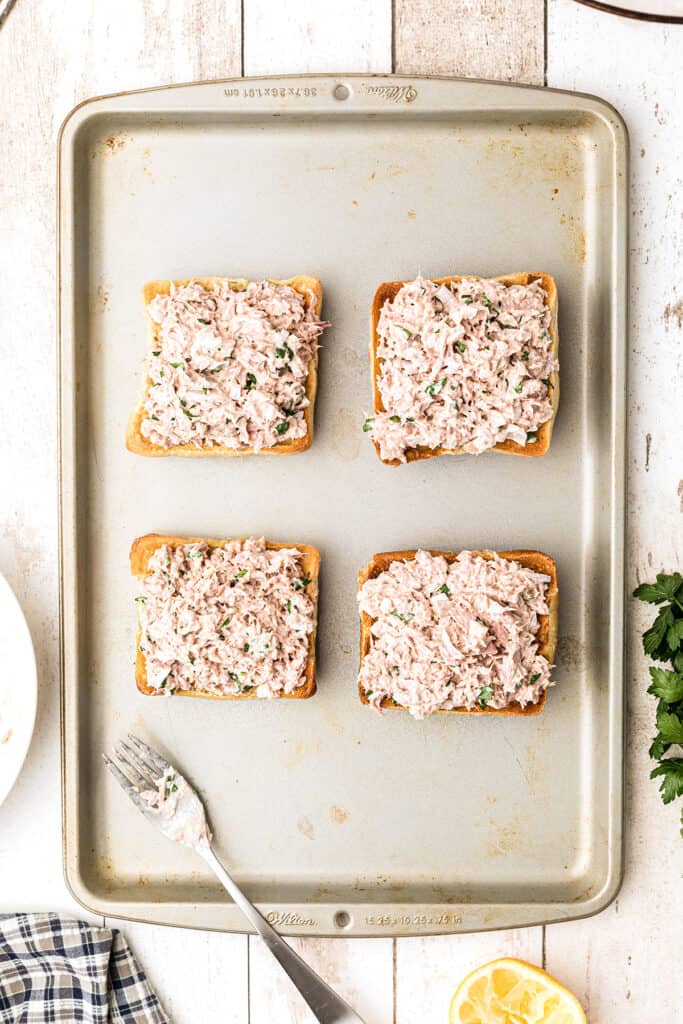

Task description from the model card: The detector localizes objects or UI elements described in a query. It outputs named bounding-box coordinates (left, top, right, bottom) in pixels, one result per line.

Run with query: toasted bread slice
left=358, top=548, right=558, bottom=716
left=369, top=272, right=559, bottom=466
left=126, top=275, right=324, bottom=457
left=131, top=533, right=320, bottom=700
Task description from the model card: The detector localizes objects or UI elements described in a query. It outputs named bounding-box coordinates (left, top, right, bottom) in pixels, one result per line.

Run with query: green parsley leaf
left=648, top=667, right=683, bottom=703
left=656, top=709, right=683, bottom=746
left=634, top=572, right=683, bottom=604
left=436, top=583, right=451, bottom=597
left=275, top=421, right=290, bottom=436
left=234, top=569, right=248, bottom=579
left=530, top=673, right=541, bottom=684
left=399, top=326, right=412, bottom=338
left=134, top=596, right=146, bottom=604
left=650, top=759, right=683, bottom=805
left=462, top=295, right=473, bottom=304
left=391, top=610, right=414, bottom=623
left=526, top=432, right=538, bottom=443
left=514, top=384, right=523, bottom=394
left=667, top=618, right=683, bottom=651
left=292, top=576, right=311, bottom=591
left=219, top=617, right=231, bottom=630
left=643, top=605, right=674, bottom=658
left=170, top=362, right=184, bottom=369
left=362, top=417, right=375, bottom=432
left=245, top=372, right=257, bottom=390
left=152, top=350, right=161, bottom=357
left=390, top=414, right=401, bottom=423
left=478, top=685, right=494, bottom=708
left=521, top=350, right=530, bottom=360
left=456, top=341, right=467, bottom=353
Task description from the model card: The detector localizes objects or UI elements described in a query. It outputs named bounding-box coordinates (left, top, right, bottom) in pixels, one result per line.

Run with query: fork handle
left=199, top=844, right=365, bottom=1024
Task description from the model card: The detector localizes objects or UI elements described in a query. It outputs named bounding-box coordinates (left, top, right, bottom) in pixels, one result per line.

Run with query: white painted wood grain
left=0, top=0, right=247, bottom=1010
left=395, top=929, right=544, bottom=1022
left=391, top=2, right=548, bottom=1017
left=545, top=1, right=683, bottom=1021
left=244, top=0, right=391, bottom=76
left=123, top=921, right=248, bottom=1024
left=394, top=0, right=545, bottom=84
left=249, top=936, right=394, bottom=1023
left=241, top=5, right=395, bottom=1017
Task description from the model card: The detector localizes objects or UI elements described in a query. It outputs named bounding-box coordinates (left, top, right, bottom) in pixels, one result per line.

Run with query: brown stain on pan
left=485, top=135, right=582, bottom=184
left=663, top=298, right=683, bottom=330
left=93, top=133, right=131, bottom=158
left=297, top=816, right=315, bottom=841
left=559, top=211, right=587, bottom=263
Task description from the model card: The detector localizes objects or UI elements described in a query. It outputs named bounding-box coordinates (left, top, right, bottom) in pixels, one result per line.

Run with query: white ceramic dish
left=0, top=572, right=37, bottom=808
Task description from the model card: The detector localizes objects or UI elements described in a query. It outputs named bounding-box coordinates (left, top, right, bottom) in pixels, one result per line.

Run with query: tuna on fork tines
left=357, top=548, right=558, bottom=719
left=131, top=534, right=320, bottom=700
left=366, top=272, right=559, bottom=465
left=127, top=275, right=329, bottom=457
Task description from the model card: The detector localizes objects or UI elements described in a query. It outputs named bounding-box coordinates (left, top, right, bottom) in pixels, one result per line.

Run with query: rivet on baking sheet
left=333, top=84, right=350, bottom=101
left=334, top=910, right=351, bottom=929
left=405, top=86, right=417, bottom=103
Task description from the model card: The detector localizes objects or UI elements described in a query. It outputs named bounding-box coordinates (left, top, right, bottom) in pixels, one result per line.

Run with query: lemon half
left=449, top=957, right=586, bottom=1024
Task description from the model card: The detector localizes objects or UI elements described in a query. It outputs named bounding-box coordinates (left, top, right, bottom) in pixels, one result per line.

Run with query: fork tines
left=103, top=734, right=172, bottom=807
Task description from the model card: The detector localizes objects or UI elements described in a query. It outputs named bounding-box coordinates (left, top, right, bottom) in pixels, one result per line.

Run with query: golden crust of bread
left=130, top=533, right=320, bottom=700
left=126, top=275, right=324, bottom=458
left=357, top=548, right=559, bottom=716
left=369, top=272, right=560, bottom=466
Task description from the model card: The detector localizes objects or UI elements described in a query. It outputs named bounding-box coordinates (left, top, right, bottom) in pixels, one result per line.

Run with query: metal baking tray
left=58, top=75, right=627, bottom=936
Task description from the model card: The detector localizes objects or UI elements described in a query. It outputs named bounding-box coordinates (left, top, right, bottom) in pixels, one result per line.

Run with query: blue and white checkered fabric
left=0, top=914, right=169, bottom=1023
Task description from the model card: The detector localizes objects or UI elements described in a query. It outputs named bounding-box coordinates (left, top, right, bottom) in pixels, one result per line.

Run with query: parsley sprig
left=634, top=571, right=683, bottom=835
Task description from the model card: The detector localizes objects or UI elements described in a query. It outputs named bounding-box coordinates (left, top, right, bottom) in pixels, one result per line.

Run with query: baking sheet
left=58, top=75, right=627, bottom=936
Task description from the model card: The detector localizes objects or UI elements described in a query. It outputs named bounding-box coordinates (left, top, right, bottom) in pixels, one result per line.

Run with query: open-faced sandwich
left=131, top=534, right=319, bottom=700
left=358, top=548, right=558, bottom=719
left=365, top=273, right=559, bottom=465
left=127, top=276, right=328, bottom=457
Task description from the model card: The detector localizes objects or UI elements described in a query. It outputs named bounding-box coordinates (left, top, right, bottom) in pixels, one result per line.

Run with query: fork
left=104, top=734, right=365, bottom=1024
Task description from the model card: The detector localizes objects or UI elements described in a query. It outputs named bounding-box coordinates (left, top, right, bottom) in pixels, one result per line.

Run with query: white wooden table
left=1, top=1, right=681, bottom=1020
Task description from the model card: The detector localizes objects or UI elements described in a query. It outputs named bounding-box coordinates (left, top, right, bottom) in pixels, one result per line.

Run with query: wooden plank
left=395, top=930, right=544, bottom=1022
left=0, top=0, right=247, bottom=1015
left=545, top=0, right=683, bottom=1020
left=122, top=921, right=248, bottom=1024
left=394, top=0, right=545, bottom=84
left=391, top=0, right=547, bottom=1016
left=242, top=5, right=394, bottom=1019
left=244, top=0, right=392, bottom=75
left=249, top=936, right=394, bottom=1023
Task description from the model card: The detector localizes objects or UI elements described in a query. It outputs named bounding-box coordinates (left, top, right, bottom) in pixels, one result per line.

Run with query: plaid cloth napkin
left=0, top=914, right=170, bottom=1023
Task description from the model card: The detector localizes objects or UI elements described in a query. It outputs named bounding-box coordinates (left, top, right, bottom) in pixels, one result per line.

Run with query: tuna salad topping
left=358, top=550, right=553, bottom=719
left=141, top=280, right=328, bottom=450
left=367, top=276, right=556, bottom=463
left=137, top=537, right=316, bottom=698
